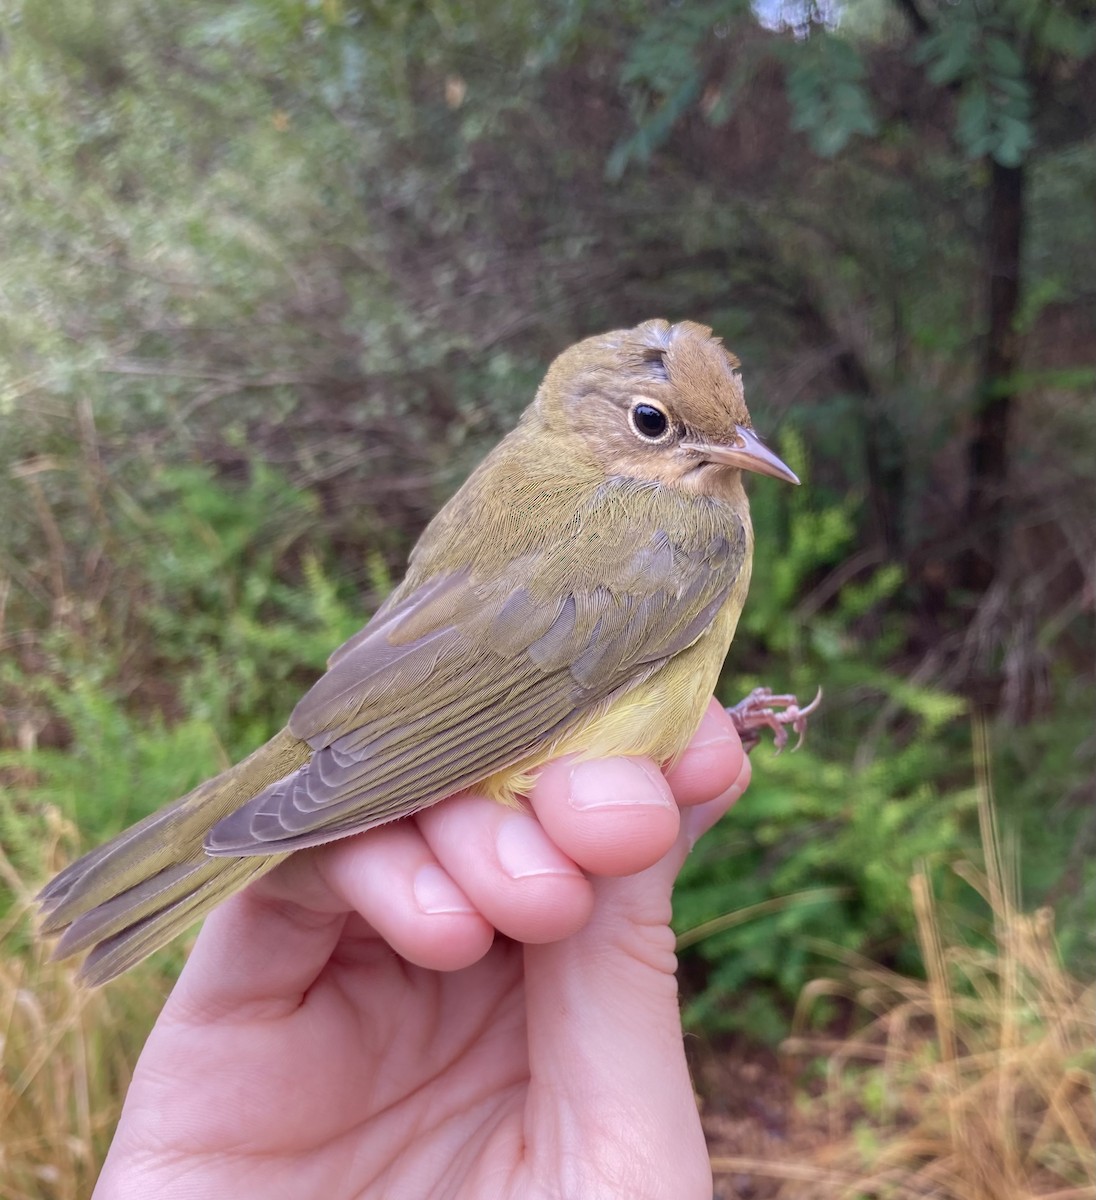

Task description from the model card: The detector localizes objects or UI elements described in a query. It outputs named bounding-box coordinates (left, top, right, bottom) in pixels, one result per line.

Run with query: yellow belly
left=480, top=582, right=749, bottom=805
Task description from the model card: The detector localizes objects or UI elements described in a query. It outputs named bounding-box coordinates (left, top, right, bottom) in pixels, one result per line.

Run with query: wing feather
left=205, top=500, right=748, bottom=856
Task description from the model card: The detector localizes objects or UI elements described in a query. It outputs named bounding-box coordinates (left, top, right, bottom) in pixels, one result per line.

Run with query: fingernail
left=682, top=780, right=746, bottom=849
left=496, top=815, right=578, bottom=880
left=568, top=757, right=675, bottom=812
left=413, top=864, right=477, bottom=915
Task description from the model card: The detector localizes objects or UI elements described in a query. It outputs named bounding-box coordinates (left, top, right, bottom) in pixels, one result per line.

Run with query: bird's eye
left=629, top=400, right=672, bottom=443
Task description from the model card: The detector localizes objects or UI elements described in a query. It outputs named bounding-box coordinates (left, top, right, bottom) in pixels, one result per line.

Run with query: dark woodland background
left=1, top=0, right=1093, bottom=1193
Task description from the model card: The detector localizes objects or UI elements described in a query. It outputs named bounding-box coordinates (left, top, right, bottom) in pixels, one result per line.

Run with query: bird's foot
left=724, top=687, right=823, bottom=755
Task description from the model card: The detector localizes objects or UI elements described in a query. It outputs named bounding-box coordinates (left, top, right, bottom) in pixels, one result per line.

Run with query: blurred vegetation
left=0, top=0, right=1094, bottom=1176
left=709, top=774, right=1095, bottom=1199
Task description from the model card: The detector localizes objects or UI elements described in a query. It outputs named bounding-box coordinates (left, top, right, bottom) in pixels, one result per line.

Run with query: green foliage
left=675, top=724, right=972, bottom=1039
left=784, top=33, right=878, bottom=157
left=676, top=448, right=977, bottom=1039
left=0, top=0, right=1091, bottom=1061
left=670, top=424, right=1092, bottom=1038
left=0, top=459, right=370, bottom=916
left=608, top=0, right=1096, bottom=179
left=916, top=7, right=1034, bottom=165
left=0, top=676, right=227, bottom=892
left=606, top=0, right=723, bottom=179
left=987, top=673, right=1096, bottom=976
left=127, top=463, right=362, bottom=747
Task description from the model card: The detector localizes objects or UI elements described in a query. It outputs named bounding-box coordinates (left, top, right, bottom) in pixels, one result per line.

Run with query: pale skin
left=94, top=700, right=748, bottom=1200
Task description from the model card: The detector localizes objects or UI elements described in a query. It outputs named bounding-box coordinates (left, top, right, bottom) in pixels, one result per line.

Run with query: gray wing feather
left=205, top=518, right=745, bottom=855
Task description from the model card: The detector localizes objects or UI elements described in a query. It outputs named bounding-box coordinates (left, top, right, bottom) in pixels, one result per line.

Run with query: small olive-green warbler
left=39, top=319, right=799, bottom=984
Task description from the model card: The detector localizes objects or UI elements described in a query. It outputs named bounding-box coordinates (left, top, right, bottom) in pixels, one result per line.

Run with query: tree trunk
left=962, top=158, right=1025, bottom=591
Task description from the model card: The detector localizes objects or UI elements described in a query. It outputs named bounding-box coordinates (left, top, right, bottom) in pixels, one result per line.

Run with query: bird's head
left=536, top=318, right=798, bottom=495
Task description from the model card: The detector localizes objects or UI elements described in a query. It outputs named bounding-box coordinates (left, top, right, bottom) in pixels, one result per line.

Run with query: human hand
left=94, top=699, right=749, bottom=1200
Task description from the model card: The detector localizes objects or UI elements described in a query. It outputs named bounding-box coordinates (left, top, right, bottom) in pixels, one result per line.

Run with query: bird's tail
left=38, top=727, right=310, bottom=985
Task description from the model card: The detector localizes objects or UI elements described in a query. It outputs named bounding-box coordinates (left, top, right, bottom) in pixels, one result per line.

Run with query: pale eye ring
left=628, top=398, right=673, bottom=443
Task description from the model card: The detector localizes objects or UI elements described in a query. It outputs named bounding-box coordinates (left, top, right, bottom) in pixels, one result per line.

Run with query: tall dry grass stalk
left=713, top=719, right=1095, bottom=1200
left=0, top=810, right=171, bottom=1200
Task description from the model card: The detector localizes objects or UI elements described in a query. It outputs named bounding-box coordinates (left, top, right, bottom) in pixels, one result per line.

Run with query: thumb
left=519, top=764, right=747, bottom=1200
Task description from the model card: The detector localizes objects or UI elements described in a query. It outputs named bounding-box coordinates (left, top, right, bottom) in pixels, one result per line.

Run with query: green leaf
left=785, top=35, right=877, bottom=158
left=985, top=34, right=1023, bottom=78
left=916, top=21, right=976, bottom=86
left=1033, top=9, right=1096, bottom=58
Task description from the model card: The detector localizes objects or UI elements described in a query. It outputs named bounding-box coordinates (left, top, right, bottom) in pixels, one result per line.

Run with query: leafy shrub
left=678, top=440, right=975, bottom=1039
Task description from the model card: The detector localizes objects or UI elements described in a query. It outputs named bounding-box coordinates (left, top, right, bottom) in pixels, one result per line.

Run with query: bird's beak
left=682, top=425, right=800, bottom=485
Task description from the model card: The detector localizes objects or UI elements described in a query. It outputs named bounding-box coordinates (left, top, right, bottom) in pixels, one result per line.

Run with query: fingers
left=276, top=821, right=497, bottom=969
left=415, top=798, right=594, bottom=943
left=168, top=881, right=350, bottom=1019
left=519, top=755, right=679, bottom=877
left=172, top=821, right=497, bottom=1017
left=176, top=799, right=595, bottom=1014
left=173, top=698, right=746, bottom=1011
left=392, top=700, right=744, bottom=941
left=680, top=749, right=751, bottom=849
left=664, top=699, right=746, bottom=808
left=416, top=699, right=744, bottom=904
left=268, top=793, right=598, bottom=952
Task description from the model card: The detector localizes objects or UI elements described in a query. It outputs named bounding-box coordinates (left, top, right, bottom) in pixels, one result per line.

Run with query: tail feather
left=40, top=800, right=203, bottom=934
left=53, top=860, right=216, bottom=958
left=75, top=857, right=281, bottom=986
left=38, top=727, right=309, bottom=984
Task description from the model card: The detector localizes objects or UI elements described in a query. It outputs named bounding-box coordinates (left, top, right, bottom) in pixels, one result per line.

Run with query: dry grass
left=0, top=811, right=171, bottom=1200
left=713, top=723, right=1096, bottom=1200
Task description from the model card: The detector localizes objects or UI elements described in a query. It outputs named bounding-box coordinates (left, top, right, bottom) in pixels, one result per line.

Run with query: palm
left=136, top=928, right=528, bottom=1197
left=116, top=903, right=687, bottom=1199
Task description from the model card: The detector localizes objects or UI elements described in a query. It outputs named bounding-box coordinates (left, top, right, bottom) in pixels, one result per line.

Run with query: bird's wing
left=205, top=520, right=746, bottom=855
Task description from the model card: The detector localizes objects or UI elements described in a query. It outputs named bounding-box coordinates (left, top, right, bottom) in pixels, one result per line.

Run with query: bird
left=38, top=318, right=802, bottom=985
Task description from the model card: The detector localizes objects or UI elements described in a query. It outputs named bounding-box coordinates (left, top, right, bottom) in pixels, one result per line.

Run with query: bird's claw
left=724, top=686, right=823, bottom=755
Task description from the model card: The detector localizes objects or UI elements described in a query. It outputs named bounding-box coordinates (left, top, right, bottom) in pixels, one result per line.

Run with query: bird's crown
left=540, top=318, right=751, bottom=434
